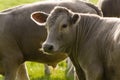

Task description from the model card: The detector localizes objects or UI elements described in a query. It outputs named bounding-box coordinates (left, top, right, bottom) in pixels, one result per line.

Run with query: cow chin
left=47, top=47, right=67, bottom=55
left=48, top=49, right=64, bottom=55
left=40, top=47, right=62, bottom=55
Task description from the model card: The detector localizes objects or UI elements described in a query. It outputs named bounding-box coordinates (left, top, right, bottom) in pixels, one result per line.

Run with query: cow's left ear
left=31, top=11, right=48, bottom=26
left=71, top=14, right=81, bottom=26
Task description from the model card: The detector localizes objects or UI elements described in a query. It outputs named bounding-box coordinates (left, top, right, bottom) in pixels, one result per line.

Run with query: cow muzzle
left=42, top=43, right=54, bottom=53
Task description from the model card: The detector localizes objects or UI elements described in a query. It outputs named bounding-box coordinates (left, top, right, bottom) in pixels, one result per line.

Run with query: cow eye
left=61, top=24, right=67, bottom=28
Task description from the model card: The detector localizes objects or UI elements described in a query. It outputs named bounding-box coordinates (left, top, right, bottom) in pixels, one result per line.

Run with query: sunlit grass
left=0, top=75, right=4, bottom=80
left=90, top=0, right=98, bottom=4
left=26, top=60, right=70, bottom=80
left=0, top=0, right=40, bottom=10
left=0, top=0, right=98, bottom=11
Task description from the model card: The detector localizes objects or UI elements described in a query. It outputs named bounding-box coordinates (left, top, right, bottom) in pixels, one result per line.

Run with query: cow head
left=31, top=6, right=81, bottom=55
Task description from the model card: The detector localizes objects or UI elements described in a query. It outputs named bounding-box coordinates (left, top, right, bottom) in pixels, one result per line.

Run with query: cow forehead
left=47, top=12, right=70, bottom=28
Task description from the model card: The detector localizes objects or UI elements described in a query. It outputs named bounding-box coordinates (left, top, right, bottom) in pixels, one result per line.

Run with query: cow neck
left=69, top=41, right=86, bottom=80
left=67, top=15, right=101, bottom=79
left=68, top=42, right=86, bottom=80
left=78, top=14, right=100, bottom=45
left=67, top=18, right=86, bottom=80
left=68, top=15, right=101, bottom=56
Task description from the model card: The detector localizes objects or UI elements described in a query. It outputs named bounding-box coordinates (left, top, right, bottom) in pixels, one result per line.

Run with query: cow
left=0, top=0, right=102, bottom=80
left=98, top=0, right=120, bottom=17
left=31, top=6, right=120, bottom=80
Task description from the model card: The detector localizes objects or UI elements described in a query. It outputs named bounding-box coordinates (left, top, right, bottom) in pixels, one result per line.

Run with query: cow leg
left=66, top=58, right=74, bottom=79
left=1, top=45, right=23, bottom=80
left=66, top=58, right=80, bottom=80
left=16, top=63, right=30, bottom=80
left=0, top=36, right=25, bottom=80
left=3, top=58, right=20, bottom=80
left=44, top=64, right=51, bottom=75
left=74, top=68, right=79, bottom=80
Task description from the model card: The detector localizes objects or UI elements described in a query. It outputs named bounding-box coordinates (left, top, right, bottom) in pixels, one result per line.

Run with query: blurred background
left=0, top=0, right=98, bottom=80
left=0, top=0, right=98, bottom=11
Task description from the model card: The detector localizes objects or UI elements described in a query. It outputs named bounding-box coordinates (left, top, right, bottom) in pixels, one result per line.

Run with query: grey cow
left=32, top=6, right=120, bottom=80
left=98, top=0, right=120, bottom=17
left=0, top=0, right=102, bottom=80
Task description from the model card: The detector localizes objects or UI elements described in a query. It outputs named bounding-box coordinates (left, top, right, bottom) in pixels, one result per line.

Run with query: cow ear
left=31, top=11, right=48, bottom=26
left=72, top=14, right=81, bottom=26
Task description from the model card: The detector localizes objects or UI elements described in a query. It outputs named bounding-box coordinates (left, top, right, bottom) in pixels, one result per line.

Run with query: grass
left=90, top=0, right=98, bottom=4
left=0, top=0, right=98, bottom=80
left=0, top=0, right=41, bottom=10
left=0, top=0, right=98, bottom=11
left=26, top=60, right=69, bottom=80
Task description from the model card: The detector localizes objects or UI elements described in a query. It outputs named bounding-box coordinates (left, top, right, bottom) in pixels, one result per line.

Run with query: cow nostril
left=48, top=45, right=53, bottom=51
left=43, top=44, right=53, bottom=52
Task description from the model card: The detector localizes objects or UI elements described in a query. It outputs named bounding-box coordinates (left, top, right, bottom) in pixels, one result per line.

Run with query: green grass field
left=26, top=60, right=68, bottom=80
left=0, top=0, right=98, bottom=80
left=0, top=0, right=98, bottom=10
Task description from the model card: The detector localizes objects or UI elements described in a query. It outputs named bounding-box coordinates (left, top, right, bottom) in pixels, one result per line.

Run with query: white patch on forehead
left=55, top=14, right=68, bottom=25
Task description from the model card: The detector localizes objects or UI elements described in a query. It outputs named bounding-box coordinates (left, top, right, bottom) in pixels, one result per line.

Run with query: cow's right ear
left=71, top=13, right=81, bottom=27
left=31, top=11, right=48, bottom=26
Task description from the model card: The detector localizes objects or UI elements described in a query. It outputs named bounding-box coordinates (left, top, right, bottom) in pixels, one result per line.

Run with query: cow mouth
left=39, top=47, right=63, bottom=55
left=40, top=44, right=68, bottom=55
